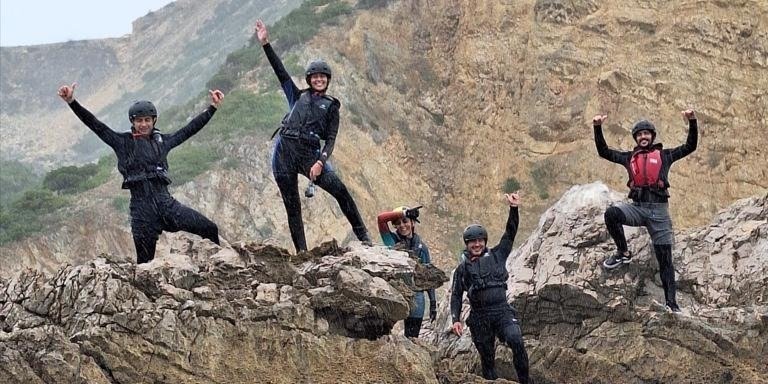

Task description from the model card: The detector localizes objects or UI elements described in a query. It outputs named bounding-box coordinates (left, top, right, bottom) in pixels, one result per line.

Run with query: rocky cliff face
left=0, top=239, right=447, bottom=383
left=0, top=0, right=301, bottom=165
left=2, top=0, right=767, bottom=307
left=1, top=184, right=765, bottom=383
left=430, top=183, right=767, bottom=383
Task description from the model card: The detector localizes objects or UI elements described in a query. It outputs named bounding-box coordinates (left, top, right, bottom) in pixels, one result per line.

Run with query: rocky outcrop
left=430, top=182, right=767, bottom=383
left=0, top=239, right=446, bottom=384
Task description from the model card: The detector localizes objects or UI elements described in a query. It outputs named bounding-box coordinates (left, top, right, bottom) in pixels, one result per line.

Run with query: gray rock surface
left=0, top=240, right=445, bottom=384
left=430, top=182, right=767, bottom=383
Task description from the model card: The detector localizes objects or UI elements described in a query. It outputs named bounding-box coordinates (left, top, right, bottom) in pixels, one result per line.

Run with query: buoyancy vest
left=120, top=129, right=171, bottom=189
left=460, top=250, right=508, bottom=297
left=278, top=91, right=336, bottom=141
left=628, top=149, right=665, bottom=189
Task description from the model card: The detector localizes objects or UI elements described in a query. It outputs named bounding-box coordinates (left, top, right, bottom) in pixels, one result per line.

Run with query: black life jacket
left=460, top=250, right=508, bottom=296
left=119, top=129, right=171, bottom=189
left=274, top=90, right=336, bottom=141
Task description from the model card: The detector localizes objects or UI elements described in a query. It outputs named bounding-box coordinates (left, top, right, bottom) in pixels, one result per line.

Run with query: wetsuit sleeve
left=422, top=244, right=437, bottom=304
left=449, top=265, right=465, bottom=324
left=594, top=124, right=630, bottom=164
left=68, top=100, right=120, bottom=148
left=491, top=206, right=519, bottom=263
left=165, top=106, right=217, bottom=149
left=318, top=101, right=340, bottom=164
left=377, top=210, right=403, bottom=247
left=262, top=43, right=301, bottom=106
left=667, top=119, right=698, bottom=162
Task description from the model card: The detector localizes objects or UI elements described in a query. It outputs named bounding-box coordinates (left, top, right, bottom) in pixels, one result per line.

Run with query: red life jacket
left=629, top=149, right=665, bottom=188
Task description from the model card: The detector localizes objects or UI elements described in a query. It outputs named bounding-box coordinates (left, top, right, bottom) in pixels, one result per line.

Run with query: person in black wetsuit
left=254, top=19, right=371, bottom=252
left=593, top=110, right=698, bottom=312
left=449, top=193, right=531, bottom=383
left=57, top=82, right=224, bottom=263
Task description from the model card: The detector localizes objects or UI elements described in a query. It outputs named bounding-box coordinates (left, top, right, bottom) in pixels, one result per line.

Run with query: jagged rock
left=431, top=182, right=767, bottom=383
left=0, top=241, right=445, bottom=384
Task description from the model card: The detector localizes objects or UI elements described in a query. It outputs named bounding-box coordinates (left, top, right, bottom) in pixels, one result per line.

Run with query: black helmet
left=128, top=100, right=157, bottom=122
left=305, top=60, right=332, bottom=85
left=462, top=224, right=488, bottom=244
left=631, top=120, right=656, bottom=139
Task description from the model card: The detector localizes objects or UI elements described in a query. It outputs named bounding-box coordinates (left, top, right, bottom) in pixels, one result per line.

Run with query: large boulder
left=0, top=240, right=446, bottom=384
left=431, top=182, right=767, bottom=383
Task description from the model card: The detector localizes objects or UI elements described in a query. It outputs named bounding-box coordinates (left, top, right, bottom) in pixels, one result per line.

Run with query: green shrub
left=167, top=144, right=219, bottom=185
left=503, top=177, right=521, bottom=193
left=201, top=90, right=285, bottom=140
left=357, top=0, right=391, bottom=10
left=0, top=188, right=69, bottom=245
left=43, top=164, right=99, bottom=194
left=112, top=196, right=130, bottom=213
left=530, top=160, right=557, bottom=200
left=42, top=157, right=114, bottom=195
left=0, top=160, right=41, bottom=207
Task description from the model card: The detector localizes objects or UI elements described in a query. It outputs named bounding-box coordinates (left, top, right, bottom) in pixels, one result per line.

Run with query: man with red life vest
left=592, top=110, right=698, bottom=312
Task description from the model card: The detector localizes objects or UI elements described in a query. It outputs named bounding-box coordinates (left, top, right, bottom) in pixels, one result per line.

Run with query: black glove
left=405, top=205, right=423, bottom=223
left=429, top=301, right=437, bottom=322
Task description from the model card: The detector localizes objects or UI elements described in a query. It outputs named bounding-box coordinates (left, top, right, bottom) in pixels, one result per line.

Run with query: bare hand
left=209, top=89, right=224, bottom=108
left=593, top=114, right=608, bottom=125
left=452, top=322, right=463, bottom=336
left=254, top=19, right=269, bottom=46
left=681, top=109, right=696, bottom=120
left=57, top=82, right=77, bottom=103
left=309, top=161, right=323, bottom=181
left=505, top=192, right=521, bottom=207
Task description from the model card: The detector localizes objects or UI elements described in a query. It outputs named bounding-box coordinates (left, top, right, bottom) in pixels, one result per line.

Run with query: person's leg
left=647, top=204, right=678, bottom=310
left=604, top=206, right=629, bottom=254
left=603, top=203, right=646, bottom=269
left=275, top=172, right=306, bottom=252
left=653, top=244, right=678, bottom=311
left=496, top=314, right=531, bottom=384
left=163, top=197, right=219, bottom=245
left=469, top=319, right=498, bottom=380
left=403, top=317, right=423, bottom=338
left=130, top=199, right=161, bottom=264
left=313, top=168, right=371, bottom=244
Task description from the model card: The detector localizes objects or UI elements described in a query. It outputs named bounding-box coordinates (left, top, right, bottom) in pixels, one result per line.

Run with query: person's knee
left=605, top=206, right=625, bottom=224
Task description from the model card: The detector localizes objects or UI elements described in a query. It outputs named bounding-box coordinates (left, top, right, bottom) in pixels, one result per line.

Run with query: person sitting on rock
left=57, top=83, right=224, bottom=264
left=592, top=110, right=698, bottom=312
left=450, top=193, right=531, bottom=383
left=254, top=19, right=371, bottom=253
left=377, top=205, right=437, bottom=338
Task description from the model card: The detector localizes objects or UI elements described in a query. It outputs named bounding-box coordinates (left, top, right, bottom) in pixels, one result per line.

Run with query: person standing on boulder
left=593, top=110, right=698, bottom=312
left=57, top=83, right=224, bottom=264
left=450, top=193, right=531, bottom=383
left=254, top=19, right=371, bottom=253
left=377, top=205, right=437, bottom=338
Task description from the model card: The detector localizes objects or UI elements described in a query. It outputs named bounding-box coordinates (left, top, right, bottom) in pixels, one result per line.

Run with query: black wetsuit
left=262, top=43, right=369, bottom=252
left=68, top=101, right=220, bottom=263
left=450, top=207, right=530, bottom=383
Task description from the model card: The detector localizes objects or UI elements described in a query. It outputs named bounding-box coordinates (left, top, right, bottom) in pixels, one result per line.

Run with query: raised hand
left=681, top=109, right=696, bottom=120
left=254, top=19, right=269, bottom=46
left=592, top=114, right=608, bottom=125
left=57, top=82, right=77, bottom=103
left=209, top=89, right=224, bottom=108
left=505, top=192, right=521, bottom=207
left=405, top=205, right=423, bottom=222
